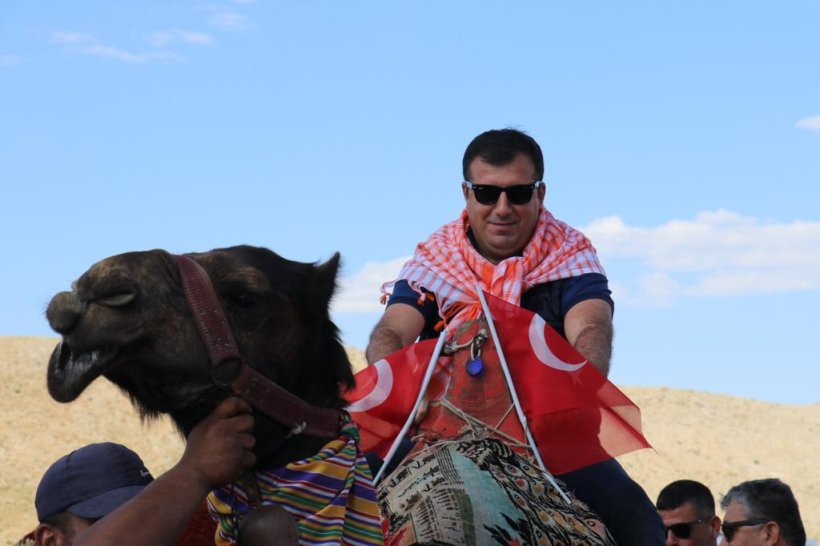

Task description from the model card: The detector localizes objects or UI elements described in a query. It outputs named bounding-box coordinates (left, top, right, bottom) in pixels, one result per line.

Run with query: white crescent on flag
left=528, top=314, right=586, bottom=372
left=346, top=358, right=394, bottom=412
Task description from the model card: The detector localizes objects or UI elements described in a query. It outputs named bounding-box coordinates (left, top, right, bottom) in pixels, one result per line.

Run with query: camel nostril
left=46, top=291, right=83, bottom=334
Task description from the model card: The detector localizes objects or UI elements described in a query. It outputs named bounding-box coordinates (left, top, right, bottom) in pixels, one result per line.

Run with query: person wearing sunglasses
left=366, top=128, right=665, bottom=545
left=656, top=480, right=723, bottom=545
left=719, top=478, right=806, bottom=546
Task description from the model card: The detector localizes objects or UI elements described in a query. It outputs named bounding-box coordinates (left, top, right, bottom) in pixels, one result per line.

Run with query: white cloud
left=147, top=29, right=213, bottom=47
left=583, top=210, right=820, bottom=305
left=210, top=12, right=249, bottom=30
left=178, top=30, right=213, bottom=44
left=51, top=31, right=96, bottom=44
left=50, top=31, right=182, bottom=63
left=795, top=116, right=820, bottom=131
left=78, top=45, right=179, bottom=63
left=332, top=257, right=409, bottom=313
left=627, top=272, right=680, bottom=307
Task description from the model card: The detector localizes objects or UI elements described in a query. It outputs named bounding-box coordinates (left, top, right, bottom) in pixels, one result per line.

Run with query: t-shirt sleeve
left=386, top=279, right=440, bottom=328
left=561, top=272, right=614, bottom=316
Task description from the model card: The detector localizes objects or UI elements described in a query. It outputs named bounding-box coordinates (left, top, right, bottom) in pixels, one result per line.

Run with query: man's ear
left=537, top=182, right=546, bottom=204
left=762, top=521, right=780, bottom=546
left=34, top=523, right=63, bottom=546
left=708, top=515, right=721, bottom=539
left=462, top=182, right=469, bottom=201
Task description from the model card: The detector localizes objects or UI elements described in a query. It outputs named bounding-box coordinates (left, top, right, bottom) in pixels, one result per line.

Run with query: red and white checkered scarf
left=383, top=207, right=605, bottom=335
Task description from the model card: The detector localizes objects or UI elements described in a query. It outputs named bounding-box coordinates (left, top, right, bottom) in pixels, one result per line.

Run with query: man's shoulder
left=386, top=279, right=425, bottom=305
left=523, top=273, right=613, bottom=312
left=526, top=272, right=609, bottom=294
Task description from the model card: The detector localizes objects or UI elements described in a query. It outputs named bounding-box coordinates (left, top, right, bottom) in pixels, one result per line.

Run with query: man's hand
left=71, top=397, right=256, bottom=546
left=180, top=397, right=256, bottom=490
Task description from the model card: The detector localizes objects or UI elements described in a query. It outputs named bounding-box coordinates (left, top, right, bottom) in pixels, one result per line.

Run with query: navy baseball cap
left=35, top=442, right=154, bottom=521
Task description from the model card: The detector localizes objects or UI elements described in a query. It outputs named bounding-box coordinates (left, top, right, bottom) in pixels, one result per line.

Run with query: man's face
left=721, top=500, right=770, bottom=545
left=658, top=502, right=718, bottom=546
left=463, top=153, right=544, bottom=263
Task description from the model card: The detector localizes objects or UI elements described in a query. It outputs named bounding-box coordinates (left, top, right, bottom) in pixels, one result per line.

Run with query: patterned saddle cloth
left=378, top=438, right=614, bottom=546
left=377, top=319, right=615, bottom=546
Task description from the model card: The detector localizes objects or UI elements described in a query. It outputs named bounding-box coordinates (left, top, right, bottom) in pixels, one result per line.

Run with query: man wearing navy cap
left=24, top=397, right=256, bottom=546
left=33, top=443, right=154, bottom=545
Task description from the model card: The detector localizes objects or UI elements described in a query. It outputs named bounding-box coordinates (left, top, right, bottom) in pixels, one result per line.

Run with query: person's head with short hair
left=33, top=442, right=153, bottom=546
left=462, top=128, right=545, bottom=183
left=461, top=128, right=547, bottom=263
left=656, top=479, right=721, bottom=546
left=720, top=478, right=805, bottom=546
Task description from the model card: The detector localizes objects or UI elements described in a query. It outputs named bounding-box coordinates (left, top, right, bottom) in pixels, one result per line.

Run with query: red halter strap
left=173, top=254, right=342, bottom=439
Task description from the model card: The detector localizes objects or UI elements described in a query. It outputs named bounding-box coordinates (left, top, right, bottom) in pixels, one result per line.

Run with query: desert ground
left=2, top=336, right=818, bottom=544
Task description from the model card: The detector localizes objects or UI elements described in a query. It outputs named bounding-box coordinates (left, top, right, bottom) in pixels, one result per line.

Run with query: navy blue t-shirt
left=387, top=272, right=613, bottom=341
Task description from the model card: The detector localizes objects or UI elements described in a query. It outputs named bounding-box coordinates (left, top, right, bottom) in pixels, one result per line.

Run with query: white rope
left=476, top=287, right=572, bottom=505
left=438, top=398, right=530, bottom=450
left=373, top=334, right=447, bottom=484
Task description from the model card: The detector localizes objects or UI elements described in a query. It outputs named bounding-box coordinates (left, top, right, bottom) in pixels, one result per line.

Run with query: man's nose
left=493, top=191, right=513, bottom=214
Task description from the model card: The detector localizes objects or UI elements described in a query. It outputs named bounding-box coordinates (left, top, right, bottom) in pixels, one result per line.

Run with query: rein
left=172, top=254, right=343, bottom=439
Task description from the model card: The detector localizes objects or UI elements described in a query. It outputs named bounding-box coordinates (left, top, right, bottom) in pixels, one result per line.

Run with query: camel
left=45, top=246, right=384, bottom=544
left=46, top=246, right=352, bottom=468
left=45, top=245, right=614, bottom=545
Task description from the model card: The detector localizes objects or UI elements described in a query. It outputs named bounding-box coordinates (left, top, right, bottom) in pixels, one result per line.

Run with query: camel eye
left=221, top=268, right=270, bottom=310
left=228, top=289, right=258, bottom=308
left=96, top=292, right=136, bottom=307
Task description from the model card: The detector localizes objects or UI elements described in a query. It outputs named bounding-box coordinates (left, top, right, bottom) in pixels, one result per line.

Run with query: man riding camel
left=367, top=128, right=665, bottom=545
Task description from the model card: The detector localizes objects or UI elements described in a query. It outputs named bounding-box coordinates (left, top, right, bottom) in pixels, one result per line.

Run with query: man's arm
left=564, top=299, right=613, bottom=377
left=365, top=303, right=426, bottom=364
left=74, top=397, right=256, bottom=546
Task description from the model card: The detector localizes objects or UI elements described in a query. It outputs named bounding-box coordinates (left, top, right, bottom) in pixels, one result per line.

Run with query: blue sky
left=2, top=1, right=818, bottom=404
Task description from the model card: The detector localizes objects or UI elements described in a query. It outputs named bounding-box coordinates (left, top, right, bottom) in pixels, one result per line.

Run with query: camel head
left=45, top=245, right=354, bottom=466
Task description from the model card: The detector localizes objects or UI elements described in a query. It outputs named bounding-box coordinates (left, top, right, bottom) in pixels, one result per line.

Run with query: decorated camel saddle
left=377, top=318, right=615, bottom=546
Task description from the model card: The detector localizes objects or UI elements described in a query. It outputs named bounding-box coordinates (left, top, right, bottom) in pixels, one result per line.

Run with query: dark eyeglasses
left=463, top=180, right=542, bottom=206
left=721, top=519, right=769, bottom=541
left=664, top=518, right=706, bottom=539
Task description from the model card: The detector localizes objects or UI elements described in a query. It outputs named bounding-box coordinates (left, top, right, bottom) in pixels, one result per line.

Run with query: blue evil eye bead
left=466, top=357, right=484, bottom=376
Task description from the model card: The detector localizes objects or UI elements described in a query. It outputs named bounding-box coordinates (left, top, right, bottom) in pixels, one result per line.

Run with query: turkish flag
left=344, top=339, right=439, bottom=457
left=485, top=292, right=652, bottom=474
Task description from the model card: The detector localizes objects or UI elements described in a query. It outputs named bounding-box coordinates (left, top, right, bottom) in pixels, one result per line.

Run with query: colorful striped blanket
left=208, top=419, right=384, bottom=545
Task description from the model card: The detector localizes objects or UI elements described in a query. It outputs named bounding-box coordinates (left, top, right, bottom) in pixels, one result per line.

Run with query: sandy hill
left=2, top=336, right=817, bottom=544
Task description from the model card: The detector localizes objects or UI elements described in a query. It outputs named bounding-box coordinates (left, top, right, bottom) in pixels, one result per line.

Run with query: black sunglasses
left=463, top=180, right=542, bottom=206
left=664, top=518, right=706, bottom=539
left=721, top=518, right=769, bottom=541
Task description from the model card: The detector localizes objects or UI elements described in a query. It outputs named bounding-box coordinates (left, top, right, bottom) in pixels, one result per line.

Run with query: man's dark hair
left=720, top=478, right=806, bottom=546
left=462, top=128, right=544, bottom=182
left=656, top=479, right=716, bottom=516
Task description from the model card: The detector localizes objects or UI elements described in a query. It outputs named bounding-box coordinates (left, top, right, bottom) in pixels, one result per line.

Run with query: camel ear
left=311, top=252, right=341, bottom=308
